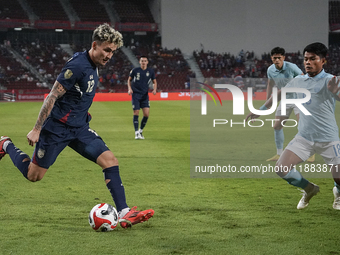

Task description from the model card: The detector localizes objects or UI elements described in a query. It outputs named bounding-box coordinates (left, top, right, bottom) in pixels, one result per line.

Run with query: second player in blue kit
left=127, top=56, right=157, bottom=139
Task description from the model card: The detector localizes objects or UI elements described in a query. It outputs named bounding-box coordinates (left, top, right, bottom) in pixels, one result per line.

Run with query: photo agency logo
left=197, top=82, right=223, bottom=113
left=197, top=83, right=312, bottom=128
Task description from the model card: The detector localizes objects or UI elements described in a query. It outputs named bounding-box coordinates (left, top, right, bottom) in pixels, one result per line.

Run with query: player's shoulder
left=130, top=67, right=140, bottom=75
left=64, top=51, right=89, bottom=69
left=284, top=61, right=299, bottom=69
left=284, top=61, right=297, bottom=67
left=323, top=71, right=334, bottom=78
left=267, top=64, right=276, bottom=77
left=267, top=64, right=276, bottom=72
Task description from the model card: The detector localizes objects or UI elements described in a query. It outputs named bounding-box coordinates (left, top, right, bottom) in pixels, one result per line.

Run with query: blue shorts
left=132, top=93, right=150, bottom=110
left=32, top=117, right=109, bottom=169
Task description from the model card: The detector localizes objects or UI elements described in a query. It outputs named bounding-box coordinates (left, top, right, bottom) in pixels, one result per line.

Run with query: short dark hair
left=303, top=42, right=328, bottom=59
left=140, top=55, right=148, bottom=60
left=271, top=47, right=285, bottom=56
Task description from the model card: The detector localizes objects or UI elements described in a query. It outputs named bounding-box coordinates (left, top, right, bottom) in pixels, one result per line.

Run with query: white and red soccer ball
left=88, top=203, right=118, bottom=232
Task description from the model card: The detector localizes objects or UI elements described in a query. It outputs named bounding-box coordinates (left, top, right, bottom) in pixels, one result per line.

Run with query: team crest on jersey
left=146, top=71, right=149, bottom=77
left=37, top=149, right=45, bottom=159
left=64, top=69, right=73, bottom=79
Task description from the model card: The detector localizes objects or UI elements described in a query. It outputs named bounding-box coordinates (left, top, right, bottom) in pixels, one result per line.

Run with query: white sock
left=277, top=148, right=283, bottom=155
left=3, top=140, right=12, bottom=152
left=139, top=129, right=143, bottom=133
left=118, top=207, right=130, bottom=218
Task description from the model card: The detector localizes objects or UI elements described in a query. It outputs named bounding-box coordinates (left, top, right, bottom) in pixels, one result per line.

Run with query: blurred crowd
left=2, top=40, right=340, bottom=92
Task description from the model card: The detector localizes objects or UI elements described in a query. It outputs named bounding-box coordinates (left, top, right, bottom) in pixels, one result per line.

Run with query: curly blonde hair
left=92, top=23, right=123, bottom=48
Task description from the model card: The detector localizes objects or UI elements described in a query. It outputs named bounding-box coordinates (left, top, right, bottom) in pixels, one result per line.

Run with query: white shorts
left=275, top=102, right=299, bottom=117
left=285, top=135, right=340, bottom=165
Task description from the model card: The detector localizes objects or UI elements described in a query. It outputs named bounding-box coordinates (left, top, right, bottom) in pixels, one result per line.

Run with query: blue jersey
left=129, top=67, right=155, bottom=95
left=53, top=51, right=98, bottom=127
left=286, top=70, right=339, bottom=142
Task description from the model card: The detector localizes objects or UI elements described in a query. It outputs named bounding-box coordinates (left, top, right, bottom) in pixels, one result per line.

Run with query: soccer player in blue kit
left=247, top=42, right=340, bottom=210
left=0, top=23, right=154, bottom=228
left=265, top=47, right=305, bottom=162
left=127, top=56, right=157, bottom=139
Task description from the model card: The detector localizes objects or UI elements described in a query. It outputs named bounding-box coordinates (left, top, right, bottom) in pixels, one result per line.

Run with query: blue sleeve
left=150, top=69, right=155, bottom=80
left=129, top=68, right=135, bottom=78
left=57, top=59, right=83, bottom=90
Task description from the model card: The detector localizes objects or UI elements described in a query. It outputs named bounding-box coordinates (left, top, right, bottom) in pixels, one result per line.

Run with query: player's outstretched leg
left=0, top=136, right=11, bottom=160
left=0, top=136, right=30, bottom=179
left=277, top=149, right=319, bottom=209
left=119, top=206, right=154, bottom=228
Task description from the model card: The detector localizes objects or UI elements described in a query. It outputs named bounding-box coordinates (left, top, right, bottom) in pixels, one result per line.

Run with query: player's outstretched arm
left=245, top=112, right=260, bottom=122
left=27, top=81, right=67, bottom=146
left=327, top=76, right=340, bottom=101
left=245, top=89, right=282, bottom=122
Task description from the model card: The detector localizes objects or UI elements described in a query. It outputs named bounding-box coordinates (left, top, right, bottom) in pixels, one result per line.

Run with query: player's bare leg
left=26, top=163, right=48, bottom=182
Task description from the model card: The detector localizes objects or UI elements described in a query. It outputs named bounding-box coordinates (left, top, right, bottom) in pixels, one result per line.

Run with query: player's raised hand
left=245, top=112, right=260, bottom=122
left=27, top=128, right=40, bottom=146
left=327, top=76, right=340, bottom=95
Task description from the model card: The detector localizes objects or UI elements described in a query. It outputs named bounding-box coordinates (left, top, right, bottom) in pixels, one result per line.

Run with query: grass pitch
left=0, top=100, right=340, bottom=255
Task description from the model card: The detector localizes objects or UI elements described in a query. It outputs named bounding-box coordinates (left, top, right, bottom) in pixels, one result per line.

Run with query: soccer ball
left=88, top=203, right=118, bottom=232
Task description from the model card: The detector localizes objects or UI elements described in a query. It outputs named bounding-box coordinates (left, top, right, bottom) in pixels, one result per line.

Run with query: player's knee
left=275, top=162, right=286, bottom=177
left=105, top=153, right=118, bottom=165
left=97, top=151, right=118, bottom=169
left=27, top=164, right=46, bottom=182
left=27, top=173, right=43, bottom=182
left=273, top=123, right=283, bottom=130
left=111, top=156, right=119, bottom=166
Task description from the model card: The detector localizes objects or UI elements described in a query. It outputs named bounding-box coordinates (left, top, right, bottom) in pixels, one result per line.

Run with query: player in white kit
left=247, top=42, right=340, bottom=210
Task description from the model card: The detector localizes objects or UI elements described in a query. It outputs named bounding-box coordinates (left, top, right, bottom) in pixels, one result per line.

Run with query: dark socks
left=140, top=116, right=148, bottom=130
left=133, top=115, right=139, bottom=131
left=103, top=166, right=128, bottom=212
left=6, top=143, right=30, bottom=179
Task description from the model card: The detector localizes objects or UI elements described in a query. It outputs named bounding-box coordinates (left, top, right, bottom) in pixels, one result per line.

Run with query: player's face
left=139, top=57, right=148, bottom=70
left=91, top=41, right=118, bottom=66
left=271, top=54, right=285, bottom=70
left=303, top=52, right=325, bottom=77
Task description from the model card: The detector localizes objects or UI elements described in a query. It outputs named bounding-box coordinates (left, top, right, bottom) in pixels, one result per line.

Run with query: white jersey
left=286, top=70, right=339, bottom=142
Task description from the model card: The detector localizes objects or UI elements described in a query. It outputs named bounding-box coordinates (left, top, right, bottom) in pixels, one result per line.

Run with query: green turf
left=0, top=100, right=340, bottom=255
